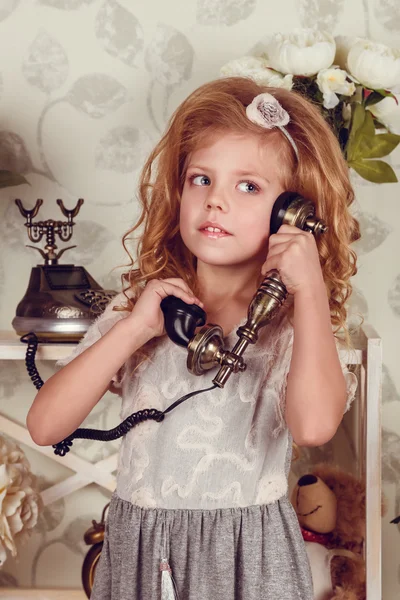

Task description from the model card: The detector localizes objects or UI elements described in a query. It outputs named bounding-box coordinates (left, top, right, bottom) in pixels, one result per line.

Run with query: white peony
left=317, top=67, right=356, bottom=109
left=334, top=35, right=361, bottom=70
left=220, top=56, right=293, bottom=89
left=0, top=436, right=41, bottom=566
left=367, top=95, right=400, bottom=134
left=265, top=29, right=336, bottom=76
left=347, top=39, right=400, bottom=90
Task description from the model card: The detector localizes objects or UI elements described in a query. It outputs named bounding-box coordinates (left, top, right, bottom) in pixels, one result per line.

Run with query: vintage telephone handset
left=22, top=192, right=326, bottom=456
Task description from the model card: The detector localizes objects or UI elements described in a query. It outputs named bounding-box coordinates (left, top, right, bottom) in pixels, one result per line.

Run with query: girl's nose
left=204, top=188, right=228, bottom=211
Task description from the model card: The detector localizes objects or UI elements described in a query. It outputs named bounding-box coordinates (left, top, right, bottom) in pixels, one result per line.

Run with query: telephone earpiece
left=269, top=191, right=327, bottom=236
left=161, top=192, right=327, bottom=386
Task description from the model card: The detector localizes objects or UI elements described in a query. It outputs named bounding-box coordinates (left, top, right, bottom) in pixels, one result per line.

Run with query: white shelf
left=0, top=331, right=76, bottom=361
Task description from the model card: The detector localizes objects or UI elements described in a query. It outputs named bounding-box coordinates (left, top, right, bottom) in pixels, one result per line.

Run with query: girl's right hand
left=126, top=278, right=204, bottom=339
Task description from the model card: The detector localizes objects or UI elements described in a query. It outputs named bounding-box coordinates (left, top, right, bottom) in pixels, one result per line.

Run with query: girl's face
left=179, top=132, right=286, bottom=269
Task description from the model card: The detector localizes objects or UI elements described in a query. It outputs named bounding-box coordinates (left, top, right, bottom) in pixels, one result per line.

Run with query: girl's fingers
left=268, top=229, right=311, bottom=247
left=163, top=277, right=194, bottom=295
left=265, top=241, right=291, bottom=257
left=261, top=250, right=286, bottom=275
left=156, top=281, right=204, bottom=307
left=276, top=224, right=310, bottom=235
left=163, top=278, right=202, bottom=303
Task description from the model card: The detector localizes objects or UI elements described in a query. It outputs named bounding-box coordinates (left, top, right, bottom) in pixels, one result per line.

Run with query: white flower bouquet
left=220, top=29, right=400, bottom=184
left=0, top=435, right=41, bottom=566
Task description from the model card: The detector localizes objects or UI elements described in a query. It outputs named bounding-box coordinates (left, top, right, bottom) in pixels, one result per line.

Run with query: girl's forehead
left=187, top=132, right=284, bottom=174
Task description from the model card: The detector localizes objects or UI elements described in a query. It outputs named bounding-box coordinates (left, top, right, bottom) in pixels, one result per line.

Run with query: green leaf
left=349, top=159, right=398, bottom=183
left=348, top=104, right=366, bottom=143
left=0, top=170, right=29, bottom=189
left=365, top=89, right=398, bottom=108
left=358, top=133, right=400, bottom=158
left=347, top=109, right=376, bottom=161
left=375, top=89, right=397, bottom=100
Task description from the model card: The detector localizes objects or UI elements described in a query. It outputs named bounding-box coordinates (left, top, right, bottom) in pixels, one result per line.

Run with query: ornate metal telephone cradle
left=15, top=197, right=84, bottom=265
left=161, top=192, right=327, bottom=388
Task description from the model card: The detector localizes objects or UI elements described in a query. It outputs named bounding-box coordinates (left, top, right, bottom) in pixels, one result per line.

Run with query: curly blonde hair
left=116, top=76, right=360, bottom=357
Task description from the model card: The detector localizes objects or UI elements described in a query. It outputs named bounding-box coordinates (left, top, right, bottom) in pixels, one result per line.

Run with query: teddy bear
left=291, top=463, right=366, bottom=600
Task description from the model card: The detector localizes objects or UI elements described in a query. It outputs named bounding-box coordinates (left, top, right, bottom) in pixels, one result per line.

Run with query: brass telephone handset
left=160, top=191, right=327, bottom=388
left=23, top=191, right=326, bottom=457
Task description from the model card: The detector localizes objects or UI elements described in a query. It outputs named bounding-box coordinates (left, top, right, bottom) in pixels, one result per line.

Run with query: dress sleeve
left=55, top=292, right=131, bottom=391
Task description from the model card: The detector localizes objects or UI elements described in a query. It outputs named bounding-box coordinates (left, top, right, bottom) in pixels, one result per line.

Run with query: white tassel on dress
left=160, top=558, right=178, bottom=600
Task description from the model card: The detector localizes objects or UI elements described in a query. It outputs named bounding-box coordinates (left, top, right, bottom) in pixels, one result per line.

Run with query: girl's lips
left=199, top=229, right=232, bottom=239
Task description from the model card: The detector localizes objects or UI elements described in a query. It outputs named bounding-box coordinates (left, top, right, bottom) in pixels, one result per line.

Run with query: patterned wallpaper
left=0, top=0, right=399, bottom=597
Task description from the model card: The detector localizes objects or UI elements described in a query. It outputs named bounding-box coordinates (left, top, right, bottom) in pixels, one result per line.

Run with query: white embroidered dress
left=56, top=292, right=357, bottom=511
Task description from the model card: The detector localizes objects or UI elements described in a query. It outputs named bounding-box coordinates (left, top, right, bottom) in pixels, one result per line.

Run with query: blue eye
left=191, top=175, right=210, bottom=186
left=237, top=181, right=260, bottom=194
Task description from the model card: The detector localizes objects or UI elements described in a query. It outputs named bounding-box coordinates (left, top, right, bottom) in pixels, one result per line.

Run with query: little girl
left=27, top=76, right=359, bottom=600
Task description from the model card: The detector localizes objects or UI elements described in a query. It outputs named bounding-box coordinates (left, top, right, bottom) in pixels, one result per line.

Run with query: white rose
left=0, top=437, right=41, bottom=566
left=265, top=29, right=336, bottom=76
left=220, top=56, right=293, bottom=90
left=367, top=95, right=400, bottom=134
left=0, top=464, right=15, bottom=564
left=347, top=39, right=400, bottom=90
left=317, top=67, right=356, bottom=109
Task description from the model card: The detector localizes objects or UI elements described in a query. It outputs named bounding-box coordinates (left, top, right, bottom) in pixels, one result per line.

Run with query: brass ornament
left=81, top=503, right=109, bottom=598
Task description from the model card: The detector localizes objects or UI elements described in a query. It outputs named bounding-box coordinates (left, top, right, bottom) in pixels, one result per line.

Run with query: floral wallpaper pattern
left=0, top=0, right=399, bottom=597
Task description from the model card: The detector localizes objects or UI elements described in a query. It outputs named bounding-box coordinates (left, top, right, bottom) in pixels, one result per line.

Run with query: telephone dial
left=22, top=191, right=327, bottom=456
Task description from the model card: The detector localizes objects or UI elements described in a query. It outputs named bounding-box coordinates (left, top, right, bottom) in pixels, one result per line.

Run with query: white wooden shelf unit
left=0, top=326, right=382, bottom=600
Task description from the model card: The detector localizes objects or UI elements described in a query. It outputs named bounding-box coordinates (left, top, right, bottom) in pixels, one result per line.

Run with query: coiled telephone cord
left=20, top=332, right=216, bottom=457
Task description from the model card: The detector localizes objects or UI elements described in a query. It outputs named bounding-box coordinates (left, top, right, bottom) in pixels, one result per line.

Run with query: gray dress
left=57, top=293, right=357, bottom=600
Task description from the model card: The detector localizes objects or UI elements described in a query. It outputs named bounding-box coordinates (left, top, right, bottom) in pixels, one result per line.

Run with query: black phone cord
left=21, top=332, right=217, bottom=457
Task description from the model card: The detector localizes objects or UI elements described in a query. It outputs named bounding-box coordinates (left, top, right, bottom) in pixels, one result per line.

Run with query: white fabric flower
left=265, top=29, right=336, bottom=76
left=317, top=67, right=356, bottom=109
left=347, top=39, right=400, bottom=90
left=367, top=95, right=400, bottom=134
left=220, top=56, right=293, bottom=90
left=246, top=93, right=290, bottom=128
left=0, top=436, right=41, bottom=566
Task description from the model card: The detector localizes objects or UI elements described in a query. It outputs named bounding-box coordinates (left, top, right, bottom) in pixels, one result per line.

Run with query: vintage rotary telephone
left=14, top=197, right=117, bottom=403
left=13, top=197, right=117, bottom=342
left=23, top=191, right=326, bottom=456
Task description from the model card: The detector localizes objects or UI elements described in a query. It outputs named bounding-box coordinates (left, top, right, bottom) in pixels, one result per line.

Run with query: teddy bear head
left=291, top=464, right=366, bottom=549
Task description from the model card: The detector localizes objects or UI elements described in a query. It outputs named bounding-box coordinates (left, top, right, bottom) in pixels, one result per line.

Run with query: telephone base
left=12, top=316, right=91, bottom=342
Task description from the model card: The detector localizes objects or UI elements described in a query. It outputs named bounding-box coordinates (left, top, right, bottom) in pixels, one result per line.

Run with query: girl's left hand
left=261, top=224, right=325, bottom=296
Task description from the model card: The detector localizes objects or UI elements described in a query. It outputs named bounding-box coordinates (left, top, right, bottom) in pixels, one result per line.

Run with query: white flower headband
left=246, top=93, right=299, bottom=160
